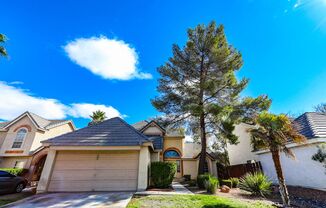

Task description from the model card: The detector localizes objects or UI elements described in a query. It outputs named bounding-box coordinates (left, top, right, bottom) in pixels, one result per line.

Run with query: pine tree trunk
left=270, top=147, right=290, bottom=207
left=198, top=112, right=207, bottom=175
left=198, top=54, right=207, bottom=175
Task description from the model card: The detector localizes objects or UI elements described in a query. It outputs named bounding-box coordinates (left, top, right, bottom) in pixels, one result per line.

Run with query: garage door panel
left=54, top=160, right=96, bottom=170
left=48, top=181, right=93, bottom=192
left=98, top=153, right=138, bottom=160
left=49, top=151, right=139, bottom=192
left=55, top=153, right=97, bottom=161
left=51, top=170, right=96, bottom=181
left=93, top=180, right=138, bottom=191
left=95, top=161, right=138, bottom=169
left=94, top=170, right=138, bottom=180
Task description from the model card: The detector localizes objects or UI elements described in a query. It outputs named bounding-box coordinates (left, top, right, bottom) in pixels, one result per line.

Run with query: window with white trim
left=12, top=128, right=27, bottom=148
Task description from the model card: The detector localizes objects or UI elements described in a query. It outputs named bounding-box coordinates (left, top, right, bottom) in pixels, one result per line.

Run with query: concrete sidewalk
left=135, top=182, right=193, bottom=195
left=1, top=192, right=133, bottom=208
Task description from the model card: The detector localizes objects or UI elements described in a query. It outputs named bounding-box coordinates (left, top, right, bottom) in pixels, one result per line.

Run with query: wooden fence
left=227, top=161, right=263, bottom=178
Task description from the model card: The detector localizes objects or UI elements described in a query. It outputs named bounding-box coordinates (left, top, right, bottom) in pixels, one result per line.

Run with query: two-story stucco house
left=36, top=117, right=217, bottom=193
left=0, top=111, right=75, bottom=180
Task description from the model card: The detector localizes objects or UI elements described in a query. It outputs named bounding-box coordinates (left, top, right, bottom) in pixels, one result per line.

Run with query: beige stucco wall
left=0, top=116, right=37, bottom=157
left=142, top=126, right=163, bottom=136
left=208, top=158, right=217, bottom=177
left=150, top=152, right=160, bottom=162
left=183, top=160, right=198, bottom=179
left=138, top=146, right=150, bottom=191
left=0, top=118, right=73, bottom=157
left=0, top=132, right=6, bottom=149
left=32, top=123, right=73, bottom=152
left=37, top=149, right=57, bottom=193
left=182, top=157, right=217, bottom=179
left=227, top=123, right=258, bottom=165
left=183, top=142, right=201, bottom=158
left=163, top=136, right=184, bottom=155
left=0, top=156, right=32, bottom=169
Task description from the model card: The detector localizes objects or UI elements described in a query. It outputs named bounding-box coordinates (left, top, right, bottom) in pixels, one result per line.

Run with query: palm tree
left=248, top=112, right=306, bottom=207
left=0, top=34, right=8, bottom=58
left=88, top=110, right=107, bottom=126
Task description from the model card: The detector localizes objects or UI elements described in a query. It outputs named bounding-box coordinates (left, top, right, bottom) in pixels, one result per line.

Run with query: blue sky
left=1, top=0, right=326, bottom=128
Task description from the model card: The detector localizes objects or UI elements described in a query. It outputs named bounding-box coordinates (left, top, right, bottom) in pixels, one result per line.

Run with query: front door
left=175, top=160, right=182, bottom=178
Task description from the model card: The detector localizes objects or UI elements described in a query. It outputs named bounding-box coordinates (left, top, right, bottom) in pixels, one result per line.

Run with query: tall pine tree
left=152, top=21, right=271, bottom=175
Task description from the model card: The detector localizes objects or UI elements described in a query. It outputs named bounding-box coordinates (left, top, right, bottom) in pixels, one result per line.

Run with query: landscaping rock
left=220, top=185, right=231, bottom=193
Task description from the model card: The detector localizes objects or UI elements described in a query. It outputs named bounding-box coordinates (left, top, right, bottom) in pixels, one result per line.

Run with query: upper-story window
left=164, top=150, right=180, bottom=158
left=12, top=128, right=27, bottom=149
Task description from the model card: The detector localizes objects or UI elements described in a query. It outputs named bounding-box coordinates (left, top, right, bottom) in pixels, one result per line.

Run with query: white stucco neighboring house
left=227, top=112, right=326, bottom=190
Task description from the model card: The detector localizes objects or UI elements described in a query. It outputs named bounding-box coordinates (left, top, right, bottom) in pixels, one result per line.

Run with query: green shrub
left=206, top=177, right=219, bottom=194
left=0, top=168, right=27, bottom=176
left=230, top=177, right=239, bottom=188
left=221, top=179, right=232, bottom=188
left=188, top=180, right=197, bottom=187
left=150, top=161, right=177, bottom=188
left=239, top=172, right=272, bottom=197
left=197, top=174, right=211, bottom=189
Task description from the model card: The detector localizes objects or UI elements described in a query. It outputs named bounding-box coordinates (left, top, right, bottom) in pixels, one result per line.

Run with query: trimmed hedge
left=151, top=161, right=176, bottom=188
left=0, top=168, right=27, bottom=176
left=197, top=174, right=211, bottom=189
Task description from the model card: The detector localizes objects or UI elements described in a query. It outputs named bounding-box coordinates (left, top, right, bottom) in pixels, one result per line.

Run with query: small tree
left=88, top=110, right=107, bottom=126
left=248, top=112, right=306, bottom=206
left=0, top=34, right=8, bottom=59
left=312, top=143, right=326, bottom=173
left=314, top=103, right=326, bottom=114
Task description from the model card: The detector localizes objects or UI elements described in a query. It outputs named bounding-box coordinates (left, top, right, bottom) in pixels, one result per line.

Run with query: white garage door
left=48, top=151, right=139, bottom=192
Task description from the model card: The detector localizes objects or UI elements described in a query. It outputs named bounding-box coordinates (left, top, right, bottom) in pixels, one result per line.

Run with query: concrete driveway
left=3, top=192, right=134, bottom=208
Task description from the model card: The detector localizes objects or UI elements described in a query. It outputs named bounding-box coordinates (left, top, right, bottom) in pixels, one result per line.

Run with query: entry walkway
left=135, top=182, right=193, bottom=195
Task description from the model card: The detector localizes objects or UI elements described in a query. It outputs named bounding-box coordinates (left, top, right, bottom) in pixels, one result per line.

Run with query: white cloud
left=68, top=103, right=123, bottom=119
left=63, top=36, right=152, bottom=80
left=293, top=0, right=301, bottom=8
left=0, top=82, right=67, bottom=120
left=0, top=82, right=123, bottom=121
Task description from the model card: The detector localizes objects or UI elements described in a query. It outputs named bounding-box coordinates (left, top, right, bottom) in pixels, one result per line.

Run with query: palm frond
left=0, top=46, right=7, bottom=57
left=282, top=146, right=295, bottom=159
left=0, top=34, right=6, bottom=43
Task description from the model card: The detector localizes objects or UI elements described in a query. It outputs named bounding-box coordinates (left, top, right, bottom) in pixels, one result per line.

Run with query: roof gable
left=1, top=111, right=75, bottom=131
left=3, top=112, right=42, bottom=130
left=139, top=120, right=166, bottom=134
left=43, top=117, right=150, bottom=146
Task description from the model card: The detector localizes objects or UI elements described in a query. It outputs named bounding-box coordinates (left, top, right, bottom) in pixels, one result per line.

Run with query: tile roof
left=147, top=136, right=163, bottom=150
left=43, top=117, right=150, bottom=146
left=132, top=120, right=149, bottom=130
left=293, top=112, right=326, bottom=138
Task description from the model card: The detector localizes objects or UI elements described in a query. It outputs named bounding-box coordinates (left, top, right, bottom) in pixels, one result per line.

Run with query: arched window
left=164, top=150, right=180, bottom=158
left=12, top=128, right=27, bottom=148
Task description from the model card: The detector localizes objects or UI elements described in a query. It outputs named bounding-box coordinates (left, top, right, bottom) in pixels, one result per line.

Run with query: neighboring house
left=36, top=118, right=217, bottom=193
left=0, top=112, right=75, bottom=181
left=227, top=112, right=326, bottom=190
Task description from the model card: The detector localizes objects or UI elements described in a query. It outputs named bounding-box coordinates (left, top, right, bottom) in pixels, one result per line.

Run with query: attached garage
left=37, top=117, right=152, bottom=193
left=48, top=151, right=139, bottom=192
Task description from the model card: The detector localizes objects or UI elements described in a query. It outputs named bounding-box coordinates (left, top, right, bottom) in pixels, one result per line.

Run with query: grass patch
left=0, top=197, right=24, bottom=206
left=127, top=195, right=273, bottom=208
